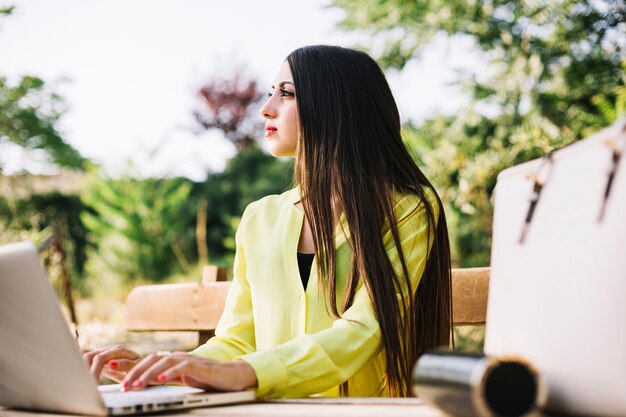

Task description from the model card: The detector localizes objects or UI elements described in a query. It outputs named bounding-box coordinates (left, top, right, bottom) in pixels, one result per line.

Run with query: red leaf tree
left=194, top=71, right=264, bottom=150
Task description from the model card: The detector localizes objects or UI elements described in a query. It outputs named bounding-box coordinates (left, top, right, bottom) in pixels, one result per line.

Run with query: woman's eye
left=280, top=89, right=294, bottom=97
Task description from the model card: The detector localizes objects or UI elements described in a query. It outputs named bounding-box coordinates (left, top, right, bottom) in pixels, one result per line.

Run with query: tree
left=0, top=6, right=87, bottom=172
left=0, top=76, right=87, bottom=172
left=333, top=0, right=626, bottom=265
left=194, top=71, right=265, bottom=150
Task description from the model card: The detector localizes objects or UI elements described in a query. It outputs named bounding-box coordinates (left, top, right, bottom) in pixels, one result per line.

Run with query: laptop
left=0, top=240, right=255, bottom=415
left=484, top=120, right=626, bottom=416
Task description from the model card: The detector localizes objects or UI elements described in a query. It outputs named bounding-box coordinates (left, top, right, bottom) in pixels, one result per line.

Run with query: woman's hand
left=120, top=352, right=258, bottom=392
left=83, top=345, right=141, bottom=383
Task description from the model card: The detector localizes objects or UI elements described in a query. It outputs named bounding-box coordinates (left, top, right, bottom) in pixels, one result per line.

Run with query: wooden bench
left=125, top=266, right=230, bottom=345
left=126, top=266, right=490, bottom=346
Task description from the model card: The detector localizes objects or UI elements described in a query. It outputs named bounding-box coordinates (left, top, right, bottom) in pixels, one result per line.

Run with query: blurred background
left=1, top=0, right=624, bottom=354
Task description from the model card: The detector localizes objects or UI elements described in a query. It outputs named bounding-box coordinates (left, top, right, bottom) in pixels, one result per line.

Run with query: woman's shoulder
left=392, top=186, right=440, bottom=226
left=240, top=187, right=300, bottom=226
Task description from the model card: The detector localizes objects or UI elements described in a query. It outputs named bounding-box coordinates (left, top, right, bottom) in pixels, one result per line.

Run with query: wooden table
left=0, top=398, right=447, bottom=417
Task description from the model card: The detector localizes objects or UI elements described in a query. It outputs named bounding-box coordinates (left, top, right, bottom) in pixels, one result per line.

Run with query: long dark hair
left=286, top=45, right=452, bottom=397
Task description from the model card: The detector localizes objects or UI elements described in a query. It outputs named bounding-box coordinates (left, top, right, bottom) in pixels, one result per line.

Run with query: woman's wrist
left=232, top=360, right=258, bottom=389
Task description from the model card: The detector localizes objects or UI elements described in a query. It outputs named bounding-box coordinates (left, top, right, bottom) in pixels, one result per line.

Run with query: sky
left=0, top=0, right=477, bottom=180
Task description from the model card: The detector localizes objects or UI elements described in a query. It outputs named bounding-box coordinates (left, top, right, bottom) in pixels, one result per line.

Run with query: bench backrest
left=126, top=266, right=490, bottom=345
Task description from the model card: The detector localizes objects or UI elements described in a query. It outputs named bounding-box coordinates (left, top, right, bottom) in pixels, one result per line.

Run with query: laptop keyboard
left=99, top=384, right=205, bottom=407
left=102, top=390, right=181, bottom=407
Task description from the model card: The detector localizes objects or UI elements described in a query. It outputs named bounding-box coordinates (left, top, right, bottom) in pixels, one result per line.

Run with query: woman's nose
left=260, top=97, right=276, bottom=119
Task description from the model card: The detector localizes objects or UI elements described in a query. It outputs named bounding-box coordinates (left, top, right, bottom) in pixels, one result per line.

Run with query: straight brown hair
left=287, top=45, right=452, bottom=397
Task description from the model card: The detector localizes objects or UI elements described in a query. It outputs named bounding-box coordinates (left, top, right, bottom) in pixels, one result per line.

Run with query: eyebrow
left=271, top=81, right=295, bottom=88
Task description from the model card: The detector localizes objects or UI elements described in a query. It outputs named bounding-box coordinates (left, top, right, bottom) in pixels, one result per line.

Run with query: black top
left=297, top=252, right=315, bottom=290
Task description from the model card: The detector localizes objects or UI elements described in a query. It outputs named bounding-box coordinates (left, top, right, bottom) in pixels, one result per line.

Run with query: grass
left=453, top=325, right=485, bottom=352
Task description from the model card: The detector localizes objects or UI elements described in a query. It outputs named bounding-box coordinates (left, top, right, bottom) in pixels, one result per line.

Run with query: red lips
left=265, top=125, right=277, bottom=137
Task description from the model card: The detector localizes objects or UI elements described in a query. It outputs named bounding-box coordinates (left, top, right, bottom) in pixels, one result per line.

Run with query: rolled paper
left=413, top=350, right=546, bottom=417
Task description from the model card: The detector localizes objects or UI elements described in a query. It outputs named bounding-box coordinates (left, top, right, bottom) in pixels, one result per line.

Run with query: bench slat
left=451, top=267, right=490, bottom=325
left=125, top=282, right=230, bottom=331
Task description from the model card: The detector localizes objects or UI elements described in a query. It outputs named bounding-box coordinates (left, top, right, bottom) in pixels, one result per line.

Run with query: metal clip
left=598, top=138, right=623, bottom=222
left=519, top=153, right=554, bottom=244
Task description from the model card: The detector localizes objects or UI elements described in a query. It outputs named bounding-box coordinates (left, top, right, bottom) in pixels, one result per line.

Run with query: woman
left=86, top=45, right=452, bottom=398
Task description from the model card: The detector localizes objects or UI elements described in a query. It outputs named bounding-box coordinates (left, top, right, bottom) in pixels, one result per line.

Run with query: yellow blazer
left=193, top=187, right=436, bottom=398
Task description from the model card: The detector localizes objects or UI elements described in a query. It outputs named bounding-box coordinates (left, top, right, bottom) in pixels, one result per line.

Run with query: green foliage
left=82, top=173, right=193, bottom=282
left=335, top=0, right=626, bottom=265
left=79, top=148, right=292, bottom=284
left=592, top=60, right=626, bottom=123
left=454, top=326, right=485, bottom=352
left=0, top=192, right=94, bottom=292
left=0, top=76, right=88, bottom=172
left=0, top=5, right=14, bottom=17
